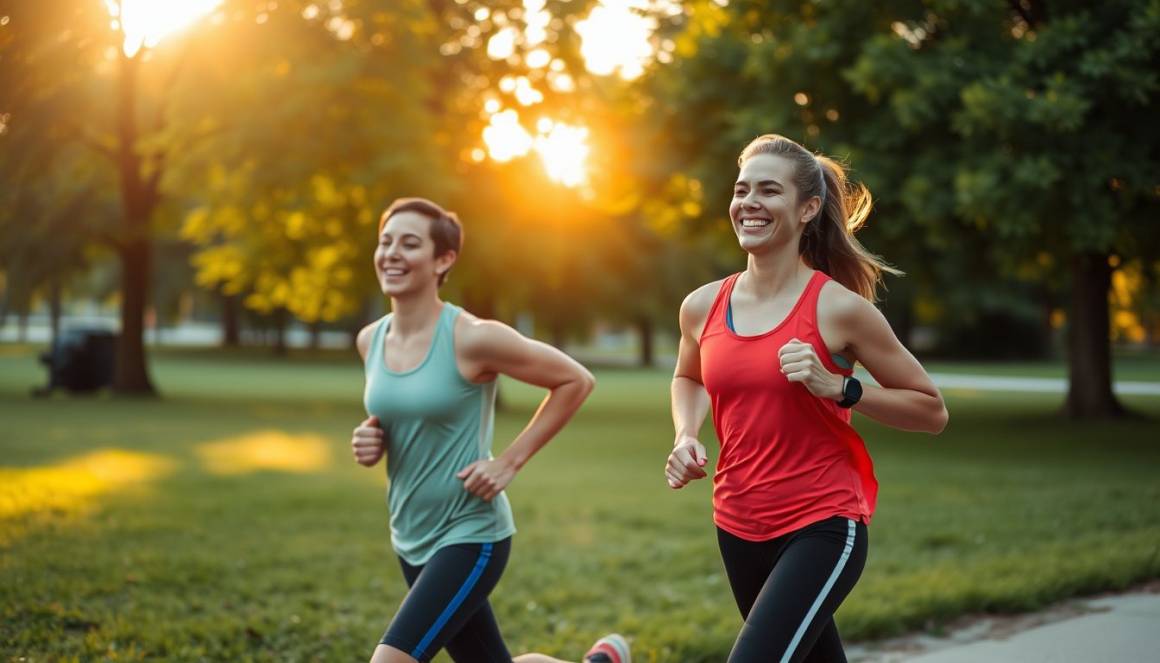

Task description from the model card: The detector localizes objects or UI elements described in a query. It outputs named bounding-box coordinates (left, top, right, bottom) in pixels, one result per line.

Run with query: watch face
left=840, top=376, right=862, bottom=407
left=847, top=378, right=862, bottom=400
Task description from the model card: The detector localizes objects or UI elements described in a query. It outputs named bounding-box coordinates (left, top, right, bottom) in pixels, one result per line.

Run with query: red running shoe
left=583, top=633, right=631, bottom=663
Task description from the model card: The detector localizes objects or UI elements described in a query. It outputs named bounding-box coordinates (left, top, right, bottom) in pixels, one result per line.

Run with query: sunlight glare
left=576, top=1, right=656, bottom=80
left=196, top=431, right=332, bottom=476
left=514, top=77, right=544, bottom=106
left=481, top=112, right=590, bottom=188
left=487, top=26, right=518, bottom=60
left=0, top=449, right=175, bottom=543
left=534, top=123, right=590, bottom=187
left=483, top=110, right=534, bottom=162
left=106, top=0, right=222, bottom=57
left=522, top=0, right=551, bottom=47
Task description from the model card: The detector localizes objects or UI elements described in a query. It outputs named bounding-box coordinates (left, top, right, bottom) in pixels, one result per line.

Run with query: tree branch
left=74, top=127, right=119, bottom=163
left=1008, top=0, right=1046, bottom=29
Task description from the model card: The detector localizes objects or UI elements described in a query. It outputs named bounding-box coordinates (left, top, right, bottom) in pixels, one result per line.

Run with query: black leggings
left=380, top=538, right=512, bottom=662
left=717, top=517, right=868, bottom=663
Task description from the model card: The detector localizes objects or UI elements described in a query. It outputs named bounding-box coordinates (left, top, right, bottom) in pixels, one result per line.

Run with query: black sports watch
left=837, top=376, right=862, bottom=409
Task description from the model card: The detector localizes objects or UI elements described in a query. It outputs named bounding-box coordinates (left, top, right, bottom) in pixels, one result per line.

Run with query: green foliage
left=846, top=0, right=1159, bottom=260
left=2, top=350, right=1159, bottom=660
left=174, top=0, right=446, bottom=325
left=0, top=0, right=120, bottom=320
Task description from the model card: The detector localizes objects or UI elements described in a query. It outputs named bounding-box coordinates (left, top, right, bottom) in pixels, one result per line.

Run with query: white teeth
left=385, top=268, right=406, bottom=276
left=741, top=219, right=770, bottom=227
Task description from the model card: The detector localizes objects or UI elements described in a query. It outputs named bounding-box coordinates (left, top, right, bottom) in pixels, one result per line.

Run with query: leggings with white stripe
left=717, top=517, right=868, bottom=663
left=381, top=538, right=512, bottom=662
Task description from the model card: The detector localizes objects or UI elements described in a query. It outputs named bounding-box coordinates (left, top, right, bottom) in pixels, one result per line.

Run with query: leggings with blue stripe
left=381, top=537, right=512, bottom=662
left=718, top=517, right=868, bottom=663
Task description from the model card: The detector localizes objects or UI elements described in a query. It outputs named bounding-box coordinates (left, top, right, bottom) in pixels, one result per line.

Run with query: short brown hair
left=378, top=197, right=463, bottom=286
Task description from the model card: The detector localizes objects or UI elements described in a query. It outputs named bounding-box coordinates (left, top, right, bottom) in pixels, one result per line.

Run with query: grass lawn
left=1, top=346, right=1158, bottom=662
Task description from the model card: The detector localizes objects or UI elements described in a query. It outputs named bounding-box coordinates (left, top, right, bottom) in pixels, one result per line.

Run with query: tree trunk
left=17, top=308, right=28, bottom=343
left=0, top=287, right=9, bottom=332
left=113, top=238, right=156, bottom=394
left=48, top=277, right=62, bottom=350
left=273, top=309, right=288, bottom=356
left=309, top=320, right=321, bottom=350
left=220, top=291, right=240, bottom=348
left=1064, top=252, right=1123, bottom=418
left=637, top=315, right=654, bottom=367
left=464, top=290, right=496, bottom=322
left=111, top=47, right=157, bottom=395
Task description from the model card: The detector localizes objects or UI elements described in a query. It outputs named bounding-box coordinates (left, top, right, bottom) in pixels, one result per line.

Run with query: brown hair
left=738, top=134, right=901, bottom=301
left=378, top=197, right=463, bottom=286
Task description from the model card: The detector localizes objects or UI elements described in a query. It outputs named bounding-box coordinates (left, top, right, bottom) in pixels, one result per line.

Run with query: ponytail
left=739, top=135, right=901, bottom=301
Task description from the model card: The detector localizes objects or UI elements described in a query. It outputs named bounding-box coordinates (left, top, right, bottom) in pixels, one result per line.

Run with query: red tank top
left=700, top=271, right=877, bottom=541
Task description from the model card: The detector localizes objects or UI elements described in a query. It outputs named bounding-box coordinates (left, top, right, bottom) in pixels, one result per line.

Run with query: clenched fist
left=456, top=457, right=516, bottom=502
left=351, top=415, right=385, bottom=467
left=778, top=338, right=843, bottom=400
left=666, top=435, right=708, bottom=489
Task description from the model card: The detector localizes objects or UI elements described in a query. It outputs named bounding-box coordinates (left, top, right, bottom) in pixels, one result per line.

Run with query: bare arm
left=355, top=322, right=376, bottom=362
left=455, top=317, right=596, bottom=500
left=352, top=321, right=385, bottom=467
left=666, top=283, right=720, bottom=489
left=819, top=284, right=948, bottom=434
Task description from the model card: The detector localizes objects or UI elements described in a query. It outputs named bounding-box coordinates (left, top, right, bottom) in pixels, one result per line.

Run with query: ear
left=434, top=249, right=458, bottom=277
left=800, top=194, right=822, bottom=225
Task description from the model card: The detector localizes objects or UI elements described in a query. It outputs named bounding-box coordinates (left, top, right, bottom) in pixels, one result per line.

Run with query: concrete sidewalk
left=926, top=372, right=1160, bottom=396
left=847, top=583, right=1160, bottom=662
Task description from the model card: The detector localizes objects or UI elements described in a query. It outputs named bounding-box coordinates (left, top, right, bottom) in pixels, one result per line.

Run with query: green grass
left=1, top=347, right=1158, bottom=662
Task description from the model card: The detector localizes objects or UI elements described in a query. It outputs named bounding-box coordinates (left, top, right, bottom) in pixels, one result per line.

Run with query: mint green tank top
left=362, top=303, right=516, bottom=565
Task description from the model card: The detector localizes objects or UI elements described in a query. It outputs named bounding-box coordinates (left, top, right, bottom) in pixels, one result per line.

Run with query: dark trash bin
left=36, top=327, right=117, bottom=395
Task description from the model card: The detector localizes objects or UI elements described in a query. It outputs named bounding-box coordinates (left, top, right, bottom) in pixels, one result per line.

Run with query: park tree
left=0, top=1, right=131, bottom=348
left=0, top=0, right=244, bottom=394
left=171, top=0, right=446, bottom=354
left=845, top=0, right=1160, bottom=417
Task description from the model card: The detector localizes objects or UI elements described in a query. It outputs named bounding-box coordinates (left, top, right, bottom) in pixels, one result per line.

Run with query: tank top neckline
left=378, top=303, right=453, bottom=377
left=722, top=269, right=824, bottom=341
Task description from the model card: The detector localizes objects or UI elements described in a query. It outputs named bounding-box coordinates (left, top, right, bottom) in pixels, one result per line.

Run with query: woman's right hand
left=352, top=415, right=385, bottom=467
left=666, top=435, right=708, bottom=489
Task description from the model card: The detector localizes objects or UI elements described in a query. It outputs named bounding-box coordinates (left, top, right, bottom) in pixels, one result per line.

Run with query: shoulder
left=818, top=278, right=884, bottom=329
left=679, top=279, right=727, bottom=328
left=355, top=318, right=385, bottom=361
left=453, top=308, right=523, bottom=358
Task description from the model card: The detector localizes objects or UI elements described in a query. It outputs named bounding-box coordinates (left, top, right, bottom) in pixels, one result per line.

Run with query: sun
left=575, top=1, right=660, bottom=80
left=105, top=0, right=222, bottom=57
left=534, top=121, right=590, bottom=188
left=481, top=112, right=591, bottom=188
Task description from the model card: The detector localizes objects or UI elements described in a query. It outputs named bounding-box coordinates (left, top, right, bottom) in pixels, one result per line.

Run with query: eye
left=762, top=188, right=779, bottom=196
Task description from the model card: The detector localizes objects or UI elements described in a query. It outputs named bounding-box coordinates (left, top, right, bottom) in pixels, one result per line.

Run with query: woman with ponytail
left=665, top=135, right=948, bottom=662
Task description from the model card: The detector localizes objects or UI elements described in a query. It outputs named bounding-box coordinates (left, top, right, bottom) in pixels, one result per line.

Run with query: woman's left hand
left=778, top=338, right=844, bottom=401
left=457, top=457, right=517, bottom=502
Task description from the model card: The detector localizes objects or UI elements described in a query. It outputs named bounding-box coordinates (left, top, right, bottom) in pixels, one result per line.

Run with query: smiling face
left=729, top=153, right=820, bottom=255
left=373, top=211, right=458, bottom=297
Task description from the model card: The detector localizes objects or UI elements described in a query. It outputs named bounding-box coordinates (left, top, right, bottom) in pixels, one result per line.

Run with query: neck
left=742, top=243, right=810, bottom=298
left=387, top=290, right=444, bottom=335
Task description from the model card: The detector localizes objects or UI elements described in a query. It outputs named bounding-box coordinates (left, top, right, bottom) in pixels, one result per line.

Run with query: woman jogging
left=351, top=198, right=629, bottom=663
left=665, top=135, right=948, bottom=662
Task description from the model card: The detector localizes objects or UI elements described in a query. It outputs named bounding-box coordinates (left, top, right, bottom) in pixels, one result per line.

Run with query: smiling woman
left=105, top=0, right=221, bottom=56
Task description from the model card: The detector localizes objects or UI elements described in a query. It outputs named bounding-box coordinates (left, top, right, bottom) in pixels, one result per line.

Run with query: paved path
left=847, top=583, right=1160, bottom=662
left=927, top=373, right=1160, bottom=396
